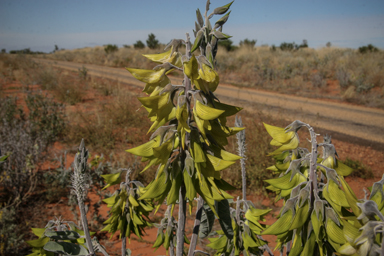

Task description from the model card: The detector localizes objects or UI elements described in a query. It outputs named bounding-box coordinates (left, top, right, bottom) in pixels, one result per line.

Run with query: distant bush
left=1, top=49, right=5, bottom=54
left=279, top=42, right=296, bottom=51
left=123, top=44, right=130, bottom=48
left=146, top=33, right=159, bottom=49
left=279, top=40, right=308, bottom=51
left=326, top=42, right=332, bottom=48
left=358, top=44, right=379, bottom=54
left=218, top=39, right=236, bottom=51
left=239, top=38, right=256, bottom=48
left=133, top=40, right=145, bottom=49
left=104, top=44, right=118, bottom=54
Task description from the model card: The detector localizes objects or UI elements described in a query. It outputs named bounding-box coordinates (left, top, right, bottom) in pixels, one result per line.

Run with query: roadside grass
left=38, top=45, right=384, bottom=108
left=343, top=157, right=374, bottom=179
left=1, top=53, right=381, bottom=255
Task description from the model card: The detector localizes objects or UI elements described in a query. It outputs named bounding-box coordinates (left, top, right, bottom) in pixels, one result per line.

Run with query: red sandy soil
left=3, top=72, right=383, bottom=256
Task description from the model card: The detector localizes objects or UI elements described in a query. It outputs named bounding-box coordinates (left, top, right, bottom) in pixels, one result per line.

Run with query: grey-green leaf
left=44, top=231, right=81, bottom=241
left=216, top=199, right=234, bottom=239
left=43, top=241, right=88, bottom=255
left=199, top=204, right=215, bottom=238
left=196, top=9, right=204, bottom=27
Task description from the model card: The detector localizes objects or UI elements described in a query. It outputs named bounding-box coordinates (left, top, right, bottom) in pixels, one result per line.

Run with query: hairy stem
left=306, top=124, right=319, bottom=210
left=78, top=199, right=95, bottom=255
left=176, top=184, right=187, bottom=256
left=188, top=196, right=204, bottom=256
left=235, top=116, right=246, bottom=201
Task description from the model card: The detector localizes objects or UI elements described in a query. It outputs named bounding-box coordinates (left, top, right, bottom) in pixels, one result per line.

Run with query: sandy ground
left=5, top=60, right=384, bottom=255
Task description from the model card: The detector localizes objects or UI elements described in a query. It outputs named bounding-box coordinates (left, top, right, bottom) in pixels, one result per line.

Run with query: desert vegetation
left=1, top=1, right=384, bottom=256
left=38, top=40, right=384, bottom=108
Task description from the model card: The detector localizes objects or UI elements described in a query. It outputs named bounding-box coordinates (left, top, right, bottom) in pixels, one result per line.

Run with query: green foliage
left=279, top=40, right=307, bottom=51
left=343, top=157, right=374, bottom=179
left=146, top=33, right=159, bottom=49
left=78, top=65, right=87, bottom=80
left=358, top=44, right=379, bottom=54
left=0, top=207, right=26, bottom=255
left=0, top=92, right=66, bottom=209
left=133, top=40, right=145, bottom=49
left=239, top=38, right=256, bottom=48
left=218, top=39, right=236, bottom=51
left=262, top=121, right=384, bottom=255
left=104, top=44, right=119, bottom=54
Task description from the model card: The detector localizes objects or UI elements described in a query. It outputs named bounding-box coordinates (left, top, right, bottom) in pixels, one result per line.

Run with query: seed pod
left=213, top=1, right=234, bottom=15
left=209, top=30, right=232, bottom=40
left=214, top=11, right=231, bottom=29
left=191, top=29, right=204, bottom=53
left=196, top=8, right=204, bottom=27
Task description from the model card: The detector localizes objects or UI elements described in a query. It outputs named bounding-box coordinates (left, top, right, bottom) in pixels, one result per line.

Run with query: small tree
left=134, top=40, right=145, bottom=49
left=146, top=33, right=159, bottom=49
left=1, top=49, right=6, bottom=54
left=326, top=41, right=332, bottom=48
left=218, top=39, right=235, bottom=51
left=104, top=44, right=118, bottom=54
left=239, top=38, right=256, bottom=48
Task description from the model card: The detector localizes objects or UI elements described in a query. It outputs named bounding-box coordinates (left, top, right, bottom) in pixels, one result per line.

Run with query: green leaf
left=138, top=171, right=172, bottom=200
left=263, top=209, right=293, bottom=235
left=184, top=170, right=196, bottom=201
left=44, top=231, right=81, bottom=241
left=0, top=154, right=9, bottom=162
left=207, top=235, right=227, bottom=250
left=288, top=231, right=303, bottom=256
left=43, top=241, right=89, bottom=255
left=326, top=219, right=345, bottom=244
left=31, top=228, right=47, bottom=238
left=26, top=237, right=50, bottom=248
left=167, top=170, right=182, bottom=204
left=101, top=171, right=122, bottom=190
left=301, top=231, right=316, bottom=255
left=216, top=199, right=234, bottom=239
left=191, top=30, right=204, bottom=53
left=195, top=100, right=225, bottom=120
left=126, top=138, right=159, bottom=157
left=199, top=204, right=215, bottom=238
left=338, top=243, right=356, bottom=255
left=290, top=201, right=310, bottom=230
left=206, top=154, right=236, bottom=171
left=126, top=68, right=165, bottom=84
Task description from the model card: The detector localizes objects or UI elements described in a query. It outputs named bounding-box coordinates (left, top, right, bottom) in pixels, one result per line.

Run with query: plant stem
left=235, top=116, right=246, bottom=201
left=176, top=184, right=187, bottom=256
left=78, top=199, right=95, bottom=255
left=306, top=124, right=319, bottom=210
left=122, top=236, right=126, bottom=256
left=188, top=196, right=204, bottom=256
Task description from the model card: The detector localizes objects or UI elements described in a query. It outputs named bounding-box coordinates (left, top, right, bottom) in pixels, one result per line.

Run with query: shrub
left=239, top=38, right=256, bottom=48
left=104, top=44, right=118, bottom=54
left=146, top=33, right=159, bottom=49
left=218, top=39, right=236, bottom=51
left=133, top=40, right=145, bottom=49
left=358, top=44, right=379, bottom=54
left=279, top=42, right=296, bottom=51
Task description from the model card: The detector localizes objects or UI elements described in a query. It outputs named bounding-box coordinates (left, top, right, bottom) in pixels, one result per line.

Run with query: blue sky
left=1, top=0, right=383, bottom=52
